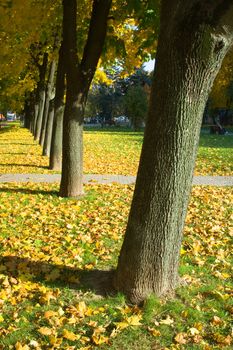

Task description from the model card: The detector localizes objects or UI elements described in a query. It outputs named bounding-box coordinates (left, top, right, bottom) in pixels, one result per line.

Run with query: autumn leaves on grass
left=0, top=182, right=232, bottom=348
left=0, top=125, right=232, bottom=176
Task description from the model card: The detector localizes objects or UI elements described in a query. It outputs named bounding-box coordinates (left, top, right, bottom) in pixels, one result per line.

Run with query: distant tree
left=124, top=84, right=148, bottom=130
left=85, top=67, right=151, bottom=125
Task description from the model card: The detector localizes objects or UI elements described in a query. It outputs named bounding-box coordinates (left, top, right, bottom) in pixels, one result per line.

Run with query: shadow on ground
left=0, top=140, right=36, bottom=145
left=0, top=163, right=48, bottom=168
left=0, top=187, right=58, bottom=196
left=0, top=255, right=115, bottom=297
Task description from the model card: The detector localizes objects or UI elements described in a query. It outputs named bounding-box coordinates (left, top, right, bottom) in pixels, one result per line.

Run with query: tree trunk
left=59, top=0, right=112, bottom=197
left=49, top=103, right=64, bottom=170
left=23, top=97, right=31, bottom=129
left=34, top=52, right=48, bottom=141
left=35, top=89, right=46, bottom=140
left=114, top=0, right=233, bottom=304
left=49, top=43, right=65, bottom=171
left=29, top=91, right=37, bottom=134
left=33, top=100, right=39, bottom=136
left=39, top=60, right=56, bottom=147
left=43, top=98, right=55, bottom=156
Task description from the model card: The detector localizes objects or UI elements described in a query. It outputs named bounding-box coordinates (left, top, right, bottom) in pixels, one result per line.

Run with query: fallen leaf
left=38, top=327, right=53, bottom=336
left=174, top=332, right=187, bottom=344
left=63, top=329, right=80, bottom=341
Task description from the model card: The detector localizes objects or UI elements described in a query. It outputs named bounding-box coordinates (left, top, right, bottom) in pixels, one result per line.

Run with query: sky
left=143, top=59, right=155, bottom=72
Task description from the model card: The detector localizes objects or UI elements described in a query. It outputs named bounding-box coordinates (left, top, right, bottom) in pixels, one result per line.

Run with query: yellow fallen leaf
left=49, top=335, right=62, bottom=346
left=92, top=334, right=109, bottom=345
left=114, top=321, right=129, bottom=330
left=174, top=332, right=187, bottom=344
left=160, top=315, right=174, bottom=325
left=76, top=301, right=87, bottom=317
left=44, top=310, right=58, bottom=318
left=213, top=333, right=232, bottom=345
left=63, top=329, right=80, bottom=341
left=189, top=327, right=199, bottom=336
left=193, top=334, right=203, bottom=343
left=15, top=342, right=30, bottom=350
left=125, top=314, right=142, bottom=326
left=114, top=314, right=142, bottom=330
left=211, top=315, right=222, bottom=325
left=38, top=327, right=53, bottom=336
left=148, top=327, right=161, bottom=337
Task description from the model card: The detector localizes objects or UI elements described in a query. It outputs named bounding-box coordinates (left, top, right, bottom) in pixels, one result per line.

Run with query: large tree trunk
left=34, top=53, right=48, bottom=141
left=49, top=43, right=65, bottom=171
left=59, top=0, right=112, bottom=197
left=39, top=60, right=56, bottom=147
left=114, top=0, right=233, bottom=304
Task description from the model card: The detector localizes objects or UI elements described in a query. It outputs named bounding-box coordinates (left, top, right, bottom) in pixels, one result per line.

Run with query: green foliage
left=124, top=84, right=148, bottom=130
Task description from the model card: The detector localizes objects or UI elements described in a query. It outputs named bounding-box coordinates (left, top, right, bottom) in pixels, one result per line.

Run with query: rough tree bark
left=23, top=95, right=33, bottom=130
left=59, top=0, right=112, bottom=197
left=33, top=99, right=39, bottom=136
left=34, top=52, right=48, bottom=141
left=39, top=60, right=56, bottom=147
left=49, top=43, right=65, bottom=171
left=43, top=98, right=55, bottom=156
left=114, top=0, right=233, bottom=304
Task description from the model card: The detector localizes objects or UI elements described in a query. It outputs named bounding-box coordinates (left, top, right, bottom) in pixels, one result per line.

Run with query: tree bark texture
left=50, top=43, right=65, bottom=171
left=59, top=0, right=112, bottom=197
left=43, top=98, right=55, bottom=156
left=114, top=0, right=233, bottom=304
left=33, top=101, right=39, bottom=136
left=34, top=53, right=48, bottom=141
left=39, top=60, right=56, bottom=147
left=23, top=97, right=32, bottom=130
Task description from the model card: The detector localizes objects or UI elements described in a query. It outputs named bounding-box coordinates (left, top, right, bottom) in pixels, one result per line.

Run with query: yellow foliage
left=210, top=47, right=233, bottom=108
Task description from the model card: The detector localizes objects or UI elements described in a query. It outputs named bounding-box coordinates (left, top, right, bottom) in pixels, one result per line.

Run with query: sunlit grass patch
left=0, top=183, right=232, bottom=348
left=0, top=125, right=232, bottom=176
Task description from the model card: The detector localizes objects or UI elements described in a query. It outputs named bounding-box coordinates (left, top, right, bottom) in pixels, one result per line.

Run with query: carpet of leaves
left=0, top=126, right=232, bottom=175
left=0, top=182, right=232, bottom=349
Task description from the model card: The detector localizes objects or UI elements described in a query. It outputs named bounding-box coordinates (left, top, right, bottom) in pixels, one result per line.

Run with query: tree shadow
left=0, top=187, right=58, bottom=196
left=0, top=164, right=48, bottom=169
left=0, top=127, right=11, bottom=134
left=0, top=142, right=36, bottom=146
left=0, top=255, right=115, bottom=297
left=0, top=152, right=29, bottom=155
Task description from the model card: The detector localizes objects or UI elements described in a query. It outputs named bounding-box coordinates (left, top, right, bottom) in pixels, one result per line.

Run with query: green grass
left=197, top=133, right=233, bottom=175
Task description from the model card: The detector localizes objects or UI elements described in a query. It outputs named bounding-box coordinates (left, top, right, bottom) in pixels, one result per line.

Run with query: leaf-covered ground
left=0, top=182, right=232, bottom=349
left=0, top=125, right=232, bottom=175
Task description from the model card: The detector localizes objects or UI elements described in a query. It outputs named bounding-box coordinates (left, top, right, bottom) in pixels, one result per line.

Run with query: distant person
left=213, top=115, right=226, bottom=135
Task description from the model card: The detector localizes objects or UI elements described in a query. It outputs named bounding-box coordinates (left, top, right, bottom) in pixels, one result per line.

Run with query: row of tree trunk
left=24, top=0, right=112, bottom=197
left=23, top=0, right=233, bottom=303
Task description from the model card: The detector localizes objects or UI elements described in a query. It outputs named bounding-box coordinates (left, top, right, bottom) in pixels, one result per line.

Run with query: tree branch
left=80, top=0, right=112, bottom=91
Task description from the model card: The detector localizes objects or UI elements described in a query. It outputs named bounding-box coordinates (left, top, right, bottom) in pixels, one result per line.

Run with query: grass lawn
left=0, top=125, right=232, bottom=349
left=0, top=125, right=232, bottom=175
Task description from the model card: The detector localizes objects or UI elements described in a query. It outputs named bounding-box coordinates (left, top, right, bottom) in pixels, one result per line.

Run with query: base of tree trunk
left=58, top=189, right=85, bottom=199
left=113, top=272, right=179, bottom=304
left=49, top=162, right=61, bottom=171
